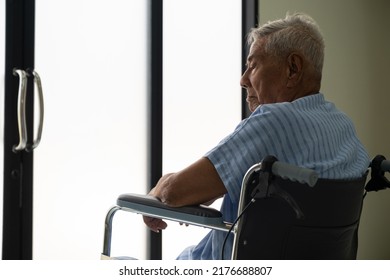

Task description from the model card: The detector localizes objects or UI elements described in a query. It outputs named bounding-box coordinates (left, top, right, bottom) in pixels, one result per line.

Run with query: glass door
left=162, top=0, right=242, bottom=259
left=3, top=0, right=253, bottom=260
left=33, top=0, right=148, bottom=259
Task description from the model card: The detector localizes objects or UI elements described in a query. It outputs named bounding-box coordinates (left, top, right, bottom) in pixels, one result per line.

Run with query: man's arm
left=143, top=157, right=227, bottom=232
left=150, top=157, right=227, bottom=207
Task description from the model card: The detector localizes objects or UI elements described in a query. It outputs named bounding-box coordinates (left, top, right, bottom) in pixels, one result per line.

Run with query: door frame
left=2, top=0, right=35, bottom=260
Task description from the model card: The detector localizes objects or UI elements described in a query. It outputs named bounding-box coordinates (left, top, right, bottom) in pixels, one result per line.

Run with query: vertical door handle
left=12, top=69, right=28, bottom=153
left=26, top=69, right=44, bottom=151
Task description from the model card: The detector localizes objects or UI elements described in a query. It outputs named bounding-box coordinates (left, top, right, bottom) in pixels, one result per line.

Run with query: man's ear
left=286, top=53, right=303, bottom=87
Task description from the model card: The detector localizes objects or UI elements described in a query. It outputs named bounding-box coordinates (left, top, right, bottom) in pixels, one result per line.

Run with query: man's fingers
left=143, top=216, right=167, bottom=232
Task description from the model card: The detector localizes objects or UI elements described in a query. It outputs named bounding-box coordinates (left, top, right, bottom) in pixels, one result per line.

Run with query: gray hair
left=248, top=13, right=325, bottom=78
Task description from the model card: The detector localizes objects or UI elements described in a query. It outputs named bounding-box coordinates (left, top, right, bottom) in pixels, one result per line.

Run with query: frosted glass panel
left=34, top=0, right=148, bottom=259
left=163, top=0, right=241, bottom=259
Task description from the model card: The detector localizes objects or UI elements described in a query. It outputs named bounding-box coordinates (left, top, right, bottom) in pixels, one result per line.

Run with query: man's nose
left=240, top=71, right=250, bottom=88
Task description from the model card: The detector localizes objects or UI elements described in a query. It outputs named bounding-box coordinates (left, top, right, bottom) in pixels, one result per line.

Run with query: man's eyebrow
left=245, top=55, right=254, bottom=66
left=246, top=55, right=254, bottom=63
left=246, top=54, right=259, bottom=65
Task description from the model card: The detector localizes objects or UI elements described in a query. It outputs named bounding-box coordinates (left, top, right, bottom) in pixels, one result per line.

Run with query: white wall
left=260, top=0, right=390, bottom=259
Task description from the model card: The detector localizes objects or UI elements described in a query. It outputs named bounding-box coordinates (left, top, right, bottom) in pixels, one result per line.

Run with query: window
left=33, top=0, right=148, bottom=259
left=162, top=0, right=241, bottom=259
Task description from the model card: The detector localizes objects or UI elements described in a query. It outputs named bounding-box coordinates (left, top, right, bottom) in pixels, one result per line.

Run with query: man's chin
left=247, top=102, right=260, bottom=112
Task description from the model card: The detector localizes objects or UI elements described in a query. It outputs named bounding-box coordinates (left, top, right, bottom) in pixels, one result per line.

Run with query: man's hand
left=142, top=157, right=226, bottom=232
left=143, top=216, right=168, bottom=233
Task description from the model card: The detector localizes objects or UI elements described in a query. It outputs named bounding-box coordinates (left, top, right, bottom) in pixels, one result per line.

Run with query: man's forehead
left=247, top=43, right=263, bottom=61
left=247, top=39, right=266, bottom=61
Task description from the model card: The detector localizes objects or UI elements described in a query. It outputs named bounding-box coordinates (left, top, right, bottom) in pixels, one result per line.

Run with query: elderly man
left=143, top=13, right=370, bottom=259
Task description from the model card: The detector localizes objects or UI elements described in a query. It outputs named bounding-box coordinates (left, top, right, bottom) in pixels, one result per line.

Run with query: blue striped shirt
left=176, top=93, right=370, bottom=260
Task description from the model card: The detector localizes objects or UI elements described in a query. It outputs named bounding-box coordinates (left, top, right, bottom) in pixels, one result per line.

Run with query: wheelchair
left=101, top=155, right=390, bottom=260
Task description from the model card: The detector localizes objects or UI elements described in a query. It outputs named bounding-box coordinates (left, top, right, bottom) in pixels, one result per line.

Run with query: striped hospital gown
left=176, top=93, right=370, bottom=260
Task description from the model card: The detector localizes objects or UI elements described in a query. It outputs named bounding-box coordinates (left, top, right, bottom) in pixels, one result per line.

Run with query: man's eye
left=245, top=62, right=256, bottom=72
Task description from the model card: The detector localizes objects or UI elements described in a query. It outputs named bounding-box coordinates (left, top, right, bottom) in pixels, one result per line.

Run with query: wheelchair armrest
left=117, top=193, right=228, bottom=231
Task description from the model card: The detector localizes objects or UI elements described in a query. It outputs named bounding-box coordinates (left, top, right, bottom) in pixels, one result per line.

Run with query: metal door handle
left=12, top=69, right=28, bottom=153
left=26, top=70, right=44, bottom=151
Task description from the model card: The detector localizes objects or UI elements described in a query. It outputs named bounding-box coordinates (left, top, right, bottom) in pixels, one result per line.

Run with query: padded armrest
left=117, top=193, right=227, bottom=230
